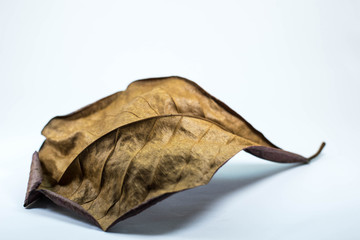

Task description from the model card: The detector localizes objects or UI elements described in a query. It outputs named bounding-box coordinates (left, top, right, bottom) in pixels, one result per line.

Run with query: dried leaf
left=24, top=76, right=325, bottom=231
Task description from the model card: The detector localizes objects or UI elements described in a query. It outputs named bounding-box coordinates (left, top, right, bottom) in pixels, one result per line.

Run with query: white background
left=1, top=0, right=359, bottom=239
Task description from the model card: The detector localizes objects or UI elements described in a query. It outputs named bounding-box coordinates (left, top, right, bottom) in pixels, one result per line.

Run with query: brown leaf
left=24, top=76, right=325, bottom=231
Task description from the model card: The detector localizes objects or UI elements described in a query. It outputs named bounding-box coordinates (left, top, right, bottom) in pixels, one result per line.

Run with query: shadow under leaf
left=27, top=160, right=301, bottom=234
left=108, top=161, right=300, bottom=235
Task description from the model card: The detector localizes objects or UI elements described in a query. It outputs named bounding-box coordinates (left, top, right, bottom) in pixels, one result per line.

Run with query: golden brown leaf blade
left=25, top=76, right=325, bottom=231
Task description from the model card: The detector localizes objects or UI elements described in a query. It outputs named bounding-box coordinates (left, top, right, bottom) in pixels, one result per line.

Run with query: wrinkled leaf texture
left=24, top=76, right=325, bottom=231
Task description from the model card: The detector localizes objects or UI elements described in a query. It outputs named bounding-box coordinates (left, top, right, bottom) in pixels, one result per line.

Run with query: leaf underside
left=24, top=76, right=325, bottom=231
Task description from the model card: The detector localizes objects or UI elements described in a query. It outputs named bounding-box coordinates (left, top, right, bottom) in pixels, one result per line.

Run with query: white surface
left=0, top=0, right=359, bottom=239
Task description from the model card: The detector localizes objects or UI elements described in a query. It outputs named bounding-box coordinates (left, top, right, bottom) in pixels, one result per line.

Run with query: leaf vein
left=137, top=96, right=159, bottom=115
left=97, top=118, right=159, bottom=220
left=170, top=123, right=213, bottom=192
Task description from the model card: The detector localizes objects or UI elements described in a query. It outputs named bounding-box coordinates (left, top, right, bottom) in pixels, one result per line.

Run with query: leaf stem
left=307, top=142, right=326, bottom=162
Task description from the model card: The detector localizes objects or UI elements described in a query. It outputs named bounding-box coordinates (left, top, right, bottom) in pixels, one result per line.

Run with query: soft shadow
left=108, top=162, right=301, bottom=235
left=26, top=161, right=302, bottom=234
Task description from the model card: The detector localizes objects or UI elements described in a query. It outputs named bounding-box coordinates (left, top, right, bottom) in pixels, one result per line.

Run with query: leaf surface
left=38, top=77, right=277, bottom=182
left=24, top=76, right=325, bottom=231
